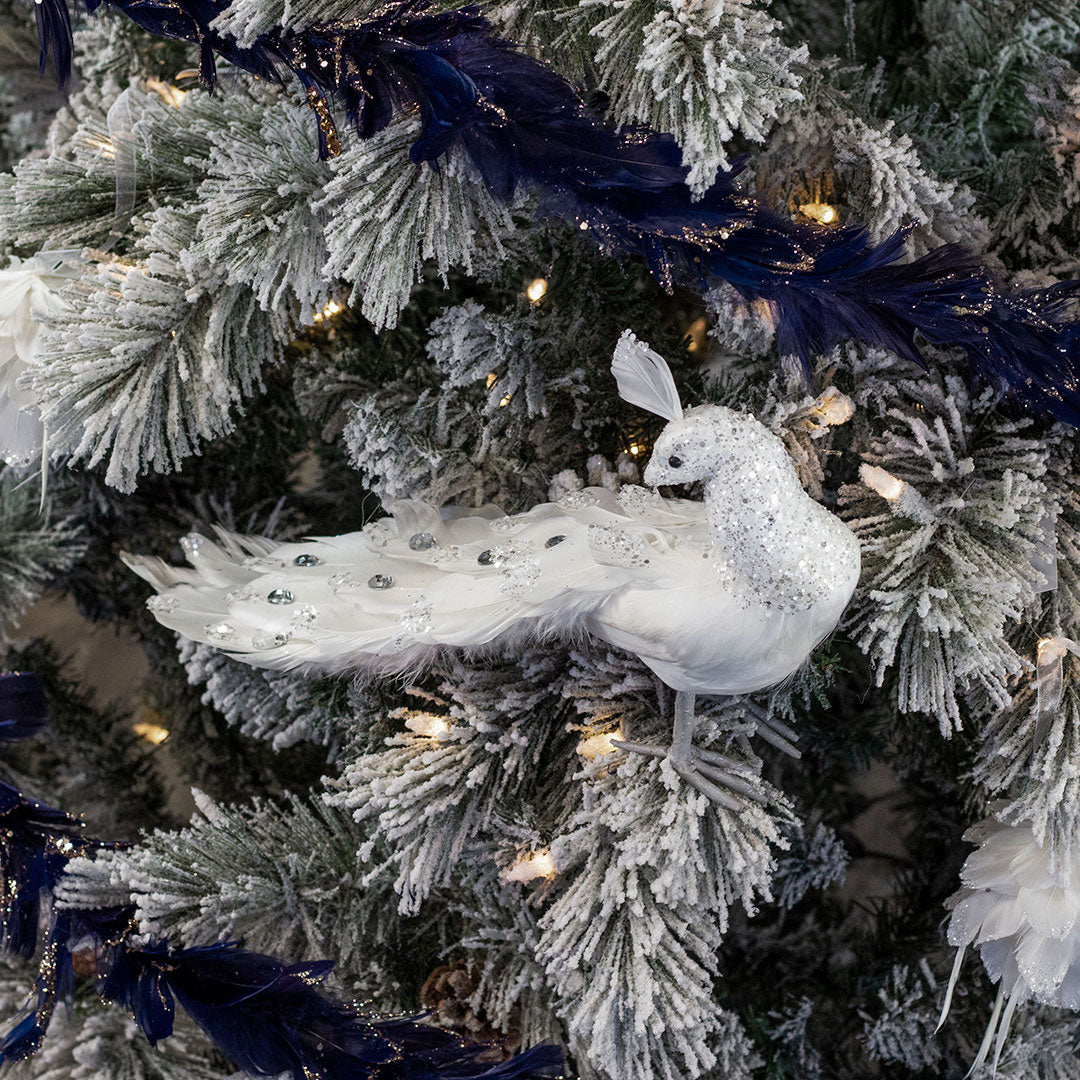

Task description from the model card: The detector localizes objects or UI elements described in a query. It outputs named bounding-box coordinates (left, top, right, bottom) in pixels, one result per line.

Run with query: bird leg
left=613, top=691, right=766, bottom=812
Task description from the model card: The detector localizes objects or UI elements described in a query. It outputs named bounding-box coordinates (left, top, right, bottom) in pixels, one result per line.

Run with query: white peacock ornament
left=128, top=332, right=862, bottom=806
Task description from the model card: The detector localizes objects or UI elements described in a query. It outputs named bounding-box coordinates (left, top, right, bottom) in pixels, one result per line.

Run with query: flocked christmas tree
left=4, top=0, right=1080, bottom=1077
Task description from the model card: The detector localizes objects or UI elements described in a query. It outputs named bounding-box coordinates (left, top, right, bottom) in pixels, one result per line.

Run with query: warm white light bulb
left=812, top=387, right=855, bottom=426
left=405, top=713, right=450, bottom=739
left=145, top=78, right=188, bottom=107
left=526, top=278, right=548, bottom=302
left=859, top=463, right=905, bottom=501
left=684, top=315, right=708, bottom=355
left=503, top=850, right=557, bottom=883
left=577, top=730, right=620, bottom=760
left=132, top=720, right=170, bottom=745
left=798, top=202, right=839, bottom=225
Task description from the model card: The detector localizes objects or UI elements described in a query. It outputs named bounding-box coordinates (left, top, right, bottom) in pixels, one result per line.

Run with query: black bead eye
left=668, top=455, right=683, bottom=469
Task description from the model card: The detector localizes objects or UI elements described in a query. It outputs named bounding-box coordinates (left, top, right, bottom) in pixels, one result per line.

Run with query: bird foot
left=612, top=738, right=756, bottom=811
left=611, top=690, right=766, bottom=811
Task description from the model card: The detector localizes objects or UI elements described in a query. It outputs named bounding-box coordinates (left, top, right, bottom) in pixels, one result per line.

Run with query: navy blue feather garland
left=31, top=0, right=1080, bottom=425
left=0, top=672, right=562, bottom=1078
left=102, top=940, right=563, bottom=1079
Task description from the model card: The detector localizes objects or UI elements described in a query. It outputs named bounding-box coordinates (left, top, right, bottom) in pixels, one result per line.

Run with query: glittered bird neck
left=643, top=402, right=858, bottom=614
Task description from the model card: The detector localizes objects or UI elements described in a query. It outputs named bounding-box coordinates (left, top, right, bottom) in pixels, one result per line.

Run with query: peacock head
left=611, top=330, right=795, bottom=490
left=643, top=405, right=791, bottom=487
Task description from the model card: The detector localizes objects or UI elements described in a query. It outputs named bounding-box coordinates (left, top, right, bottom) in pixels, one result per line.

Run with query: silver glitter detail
left=617, top=485, right=666, bottom=516
left=328, top=572, right=362, bottom=593
left=648, top=404, right=860, bottom=613
left=290, top=605, right=319, bottom=631
left=225, top=587, right=261, bottom=605
left=267, top=588, right=295, bottom=605
left=544, top=535, right=567, bottom=548
left=557, top=490, right=599, bottom=510
left=293, top=554, right=321, bottom=567
left=180, top=534, right=204, bottom=559
left=252, top=632, right=290, bottom=649
left=401, top=599, right=433, bottom=635
left=501, top=558, right=542, bottom=599
left=242, top=555, right=286, bottom=570
left=368, top=574, right=394, bottom=589
left=2, top=448, right=33, bottom=468
left=428, top=545, right=463, bottom=565
left=477, top=540, right=536, bottom=570
left=204, top=621, right=237, bottom=643
left=146, top=595, right=178, bottom=614
left=408, top=532, right=437, bottom=551
left=588, top=525, right=652, bottom=567
left=362, top=521, right=394, bottom=547
left=489, top=516, right=520, bottom=533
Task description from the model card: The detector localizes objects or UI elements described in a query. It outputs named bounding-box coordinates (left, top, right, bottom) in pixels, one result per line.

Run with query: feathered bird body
left=130, top=333, right=861, bottom=806
left=128, top=399, right=860, bottom=697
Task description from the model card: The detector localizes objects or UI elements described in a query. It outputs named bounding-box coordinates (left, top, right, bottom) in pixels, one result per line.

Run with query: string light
left=312, top=299, right=343, bottom=324
left=577, top=729, right=621, bottom=760
left=526, top=277, right=548, bottom=303
left=85, top=136, right=115, bottom=159
left=628, top=443, right=642, bottom=456
left=485, top=372, right=498, bottom=390
left=499, top=392, right=512, bottom=407
left=859, top=463, right=905, bottom=501
left=809, top=387, right=855, bottom=427
left=799, top=202, right=838, bottom=225
left=503, top=849, right=557, bottom=883
left=683, top=316, right=708, bottom=355
left=405, top=713, right=450, bottom=739
left=132, top=718, right=170, bottom=744
left=145, top=78, right=188, bottom=107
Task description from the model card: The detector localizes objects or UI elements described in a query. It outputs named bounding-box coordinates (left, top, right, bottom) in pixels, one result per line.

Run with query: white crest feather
left=611, top=331, right=683, bottom=422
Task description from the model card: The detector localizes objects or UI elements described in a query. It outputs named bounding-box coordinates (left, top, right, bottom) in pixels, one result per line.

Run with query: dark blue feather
left=0, top=905, right=135, bottom=1063
left=0, top=673, right=49, bottom=742
left=0, top=778, right=83, bottom=958
left=102, top=940, right=563, bottom=1079
left=0, top=910, right=73, bottom=1062
left=33, top=0, right=73, bottom=86
left=32, top=0, right=1080, bottom=424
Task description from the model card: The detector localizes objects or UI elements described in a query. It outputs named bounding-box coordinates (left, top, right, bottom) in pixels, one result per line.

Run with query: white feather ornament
left=0, top=254, right=75, bottom=469
left=939, top=816, right=1080, bottom=1076
left=127, top=333, right=860, bottom=806
left=610, top=330, right=684, bottom=422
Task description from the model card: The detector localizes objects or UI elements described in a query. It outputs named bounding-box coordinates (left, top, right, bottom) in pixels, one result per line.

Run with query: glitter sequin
left=368, top=574, right=394, bottom=589
left=557, top=490, right=600, bottom=510
left=401, top=599, right=433, bottom=635
left=180, top=534, right=204, bottom=558
left=588, top=525, right=651, bottom=567
left=290, top=605, right=319, bottom=631
left=293, top=554, right=321, bottom=567
left=267, top=588, right=295, bottom=605
left=328, top=572, right=362, bottom=593
left=647, top=404, right=860, bottom=612
left=408, top=532, right=437, bottom=551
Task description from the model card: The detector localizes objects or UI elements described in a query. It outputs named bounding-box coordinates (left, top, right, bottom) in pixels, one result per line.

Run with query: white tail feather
left=611, top=331, right=683, bottom=422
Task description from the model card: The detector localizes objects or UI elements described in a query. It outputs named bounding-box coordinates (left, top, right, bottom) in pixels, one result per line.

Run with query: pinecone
left=70, top=946, right=97, bottom=978
left=419, top=960, right=520, bottom=1052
